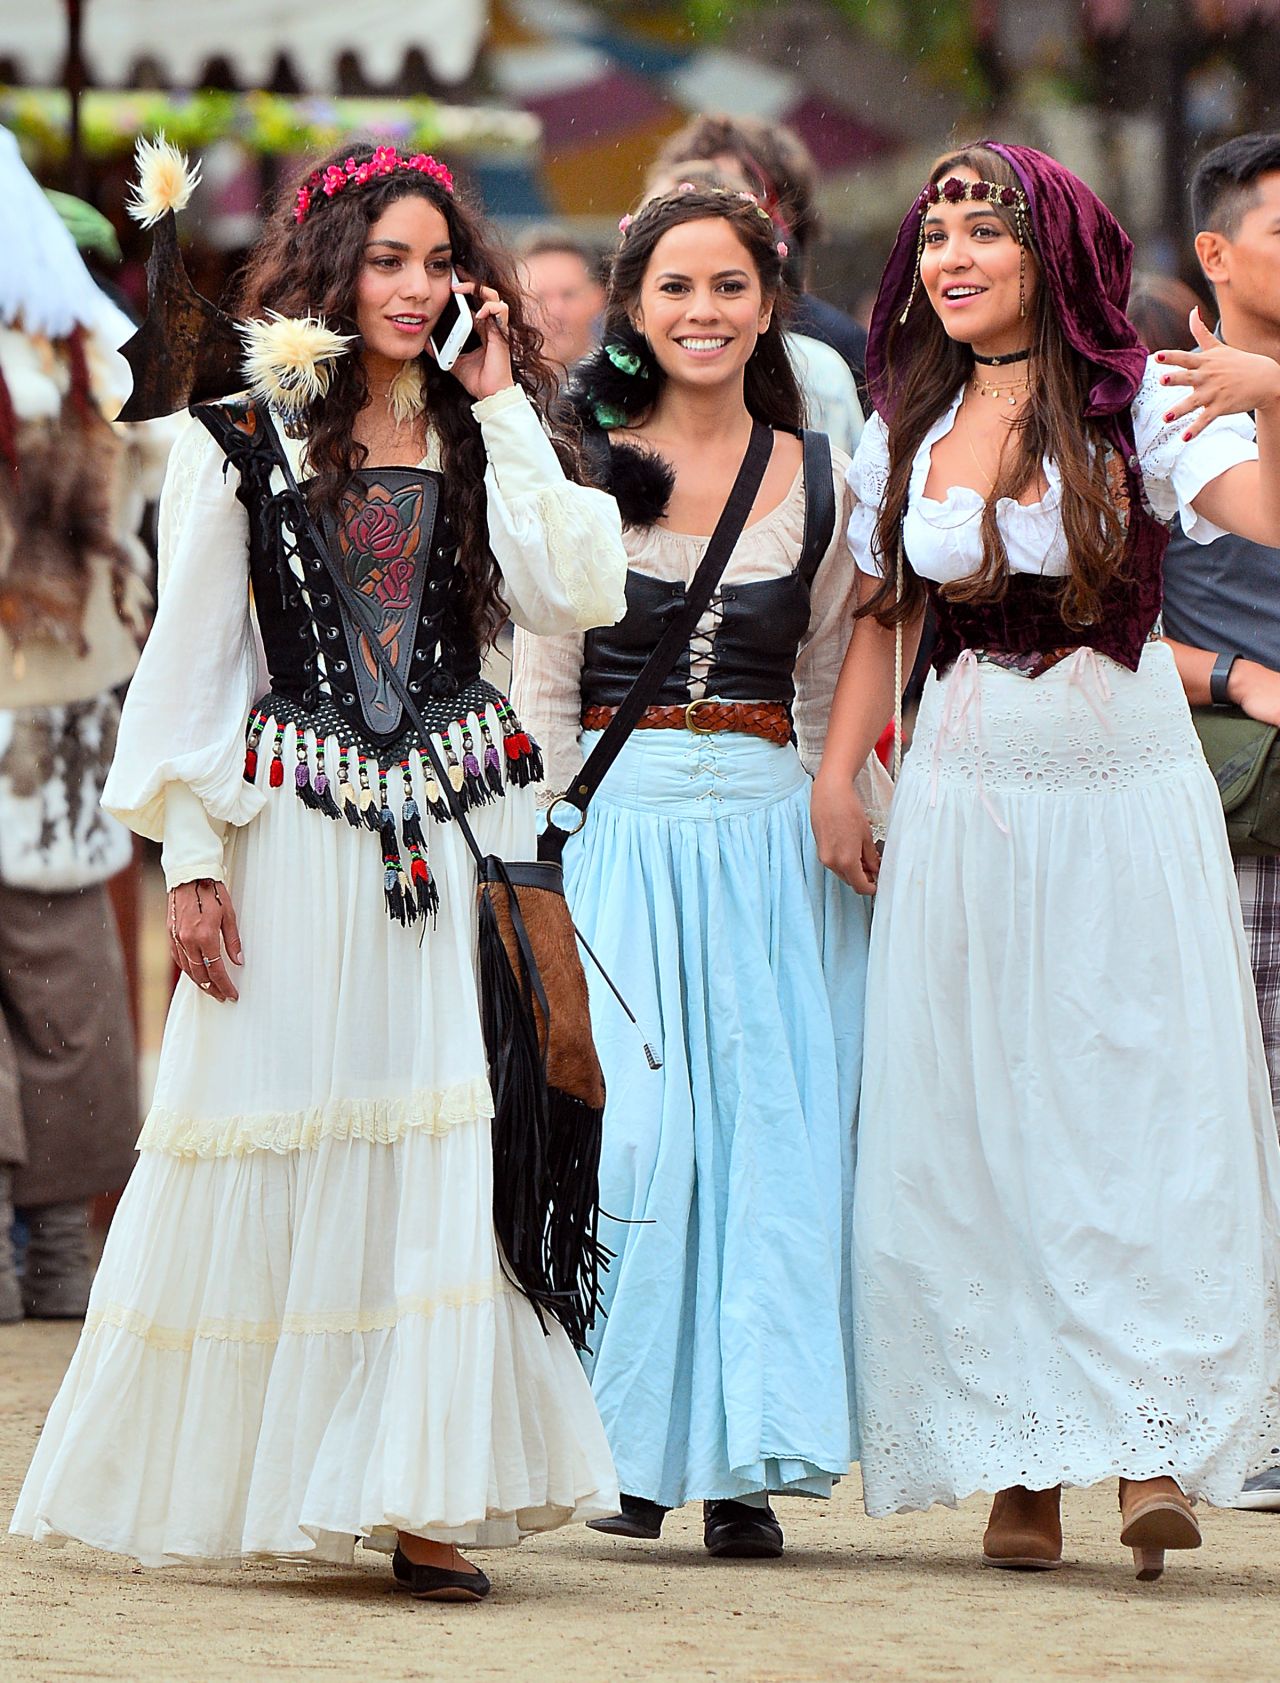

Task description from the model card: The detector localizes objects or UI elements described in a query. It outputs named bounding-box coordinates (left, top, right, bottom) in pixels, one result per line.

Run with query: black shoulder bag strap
left=798, top=429, right=836, bottom=586
left=541, top=419, right=774, bottom=861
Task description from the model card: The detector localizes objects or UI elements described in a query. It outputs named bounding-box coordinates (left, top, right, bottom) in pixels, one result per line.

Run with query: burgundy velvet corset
left=923, top=432, right=1169, bottom=675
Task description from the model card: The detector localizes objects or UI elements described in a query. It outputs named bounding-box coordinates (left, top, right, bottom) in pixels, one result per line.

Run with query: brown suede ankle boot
left=982, top=1484, right=1063, bottom=1570
left=1118, top=1477, right=1200, bottom=1582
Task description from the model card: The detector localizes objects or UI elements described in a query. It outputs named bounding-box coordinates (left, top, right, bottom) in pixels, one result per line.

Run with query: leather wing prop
left=117, top=210, right=243, bottom=421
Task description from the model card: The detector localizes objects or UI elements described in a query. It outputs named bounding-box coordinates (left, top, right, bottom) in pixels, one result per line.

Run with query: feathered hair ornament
left=239, top=312, right=353, bottom=419
left=116, top=133, right=240, bottom=420
left=125, top=134, right=202, bottom=230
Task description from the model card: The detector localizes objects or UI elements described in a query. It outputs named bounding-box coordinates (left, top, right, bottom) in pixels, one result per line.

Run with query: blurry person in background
left=517, top=230, right=605, bottom=383
left=1128, top=272, right=1202, bottom=357
left=644, top=158, right=863, bottom=454
left=1157, top=135, right=1280, bottom=1513
left=650, top=112, right=868, bottom=406
left=0, top=126, right=165, bottom=1323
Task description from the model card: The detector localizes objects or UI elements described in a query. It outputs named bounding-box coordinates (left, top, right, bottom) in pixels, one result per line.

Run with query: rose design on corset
left=349, top=501, right=410, bottom=562
left=373, top=557, right=414, bottom=609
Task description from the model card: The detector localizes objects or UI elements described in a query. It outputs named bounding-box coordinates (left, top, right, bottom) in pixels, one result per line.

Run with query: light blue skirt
left=561, top=728, right=871, bottom=1508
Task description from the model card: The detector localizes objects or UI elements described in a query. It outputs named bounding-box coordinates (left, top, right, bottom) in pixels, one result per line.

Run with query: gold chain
left=971, top=369, right=1031, bottom=407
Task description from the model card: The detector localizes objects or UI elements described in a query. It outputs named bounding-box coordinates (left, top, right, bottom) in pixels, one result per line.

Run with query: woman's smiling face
left=919, top=166, right=1037, bottom=355
left=631, top=216, right=772, bottom=391
left=354, top=194, right=455, bottom=365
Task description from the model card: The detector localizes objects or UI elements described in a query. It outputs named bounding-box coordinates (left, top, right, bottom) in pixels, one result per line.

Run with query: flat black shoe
left=392, top=1543, right=491, bottom=1602
left=587, top=1494, right=668, bottom=1540
left=703, top=1499, right=784, bottom=1559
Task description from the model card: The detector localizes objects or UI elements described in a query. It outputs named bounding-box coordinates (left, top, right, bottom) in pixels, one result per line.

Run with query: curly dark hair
left=572, top=184, right=802, bottom=434
left=236, top=140, right=575, bottom=648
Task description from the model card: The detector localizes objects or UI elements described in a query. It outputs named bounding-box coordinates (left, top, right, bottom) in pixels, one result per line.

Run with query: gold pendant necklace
left=971, top=370, right=1031, bottom=407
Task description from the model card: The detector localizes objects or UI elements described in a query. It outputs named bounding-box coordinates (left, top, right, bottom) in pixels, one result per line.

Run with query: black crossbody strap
left=543, top=420, right=773, bottom=858
left=798, top=429, right=835, bottom=586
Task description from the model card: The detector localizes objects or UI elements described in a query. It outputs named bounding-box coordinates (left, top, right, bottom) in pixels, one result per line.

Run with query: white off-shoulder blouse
left=511, top=442, right=859, bottom=805
left=103, top=383, right=628, bottom=885
left=848, top=356, right=1258, bottom=580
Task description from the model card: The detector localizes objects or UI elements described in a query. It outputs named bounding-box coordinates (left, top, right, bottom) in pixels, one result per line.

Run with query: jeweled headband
left=293, top=146, right=455, bottom=226
left=899, top=175, right=1032, bottom=324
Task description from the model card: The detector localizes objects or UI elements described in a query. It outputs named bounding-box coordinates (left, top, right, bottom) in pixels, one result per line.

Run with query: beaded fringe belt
left=243, top=684, right=543, bottom=927
left=581, top=698, right=792, bottom=747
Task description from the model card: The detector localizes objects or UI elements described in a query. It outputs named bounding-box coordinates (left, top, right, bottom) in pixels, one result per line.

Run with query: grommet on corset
left=326, top=626, right=340, bottom=640
left=334, top=660, right=348, bottom=673
left=409, top=680, right=422, bottom=694
left=342, top=692, right=355, bottom=706
left=318, top=594, right=332, bottom=606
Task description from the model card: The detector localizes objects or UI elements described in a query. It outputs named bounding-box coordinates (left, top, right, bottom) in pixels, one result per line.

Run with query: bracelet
left=1210, top=651, right=1240, bottom=707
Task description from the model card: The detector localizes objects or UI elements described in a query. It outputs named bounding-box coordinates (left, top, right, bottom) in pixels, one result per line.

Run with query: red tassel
left=243, top=748, right=258, bottom=782
left=269, top=758, right=284, bottom=788
left=505, top=736, right=522, bottom=761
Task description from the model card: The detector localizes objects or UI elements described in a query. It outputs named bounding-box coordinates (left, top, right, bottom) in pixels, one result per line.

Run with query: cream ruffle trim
left=85, top=1278, right=517, bottom=1353
left=137, top=1077, right=494, bottom=1159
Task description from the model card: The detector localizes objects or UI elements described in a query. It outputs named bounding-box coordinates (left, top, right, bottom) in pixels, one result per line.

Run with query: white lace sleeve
left=1132, top=354, right=1257, bottom=545
left=473, top=385, right=628, bottom=635
left=847, top=410, right=891, bottom=576
left=102, top=422, right=268, bottom=843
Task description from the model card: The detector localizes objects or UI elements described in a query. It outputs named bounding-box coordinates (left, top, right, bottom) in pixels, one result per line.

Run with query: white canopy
left=0, top=0, right=489, bottom=89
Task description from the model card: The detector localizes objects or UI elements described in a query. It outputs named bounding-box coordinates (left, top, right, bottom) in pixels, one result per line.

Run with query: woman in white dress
left=9, top=140, right=626, bottom=1599
left=812, top=142, right=1280, bottom=1582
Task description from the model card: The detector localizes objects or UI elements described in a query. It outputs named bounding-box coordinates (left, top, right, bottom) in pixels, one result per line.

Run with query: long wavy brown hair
left=237, top=141, right=573, bottom=647
left=863, top=145, right=1128, bottom=630
left=600, top=185, right=803, bottom=433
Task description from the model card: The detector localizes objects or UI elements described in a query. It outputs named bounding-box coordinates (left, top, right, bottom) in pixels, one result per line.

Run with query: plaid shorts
left=1235, top=855, right=1280, bottom=1131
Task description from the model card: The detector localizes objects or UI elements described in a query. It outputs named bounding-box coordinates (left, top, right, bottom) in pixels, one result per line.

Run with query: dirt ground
left=3, top=1322, right=1279, bottom=1683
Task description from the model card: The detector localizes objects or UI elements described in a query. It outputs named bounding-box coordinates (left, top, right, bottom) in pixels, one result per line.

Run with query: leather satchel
left=1192, top=704, right=1280, bottom=857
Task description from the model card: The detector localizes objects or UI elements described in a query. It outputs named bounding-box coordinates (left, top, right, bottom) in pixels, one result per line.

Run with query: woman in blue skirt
left=512, top=184, right=884, bottom=1558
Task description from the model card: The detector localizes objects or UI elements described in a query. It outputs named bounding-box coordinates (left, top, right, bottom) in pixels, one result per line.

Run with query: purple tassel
left=295, top=761, right=320, bottom=810
left=463, top=751, right=490, bottom=809
left=313, top=770, right=341, bottom=820
left=484, top=742, right=504, bottom=797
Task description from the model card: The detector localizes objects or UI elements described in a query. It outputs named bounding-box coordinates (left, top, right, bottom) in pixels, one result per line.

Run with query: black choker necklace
left=972, top=348, right=1031, bottom=367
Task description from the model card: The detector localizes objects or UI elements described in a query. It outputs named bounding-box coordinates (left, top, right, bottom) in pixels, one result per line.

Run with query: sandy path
left=2, top=1319, right=1278, bottom=1683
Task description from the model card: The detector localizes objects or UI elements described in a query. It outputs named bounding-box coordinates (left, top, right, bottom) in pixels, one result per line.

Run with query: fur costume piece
left=239, top=312, right=352, bottom=420
left=125, top=135, right=202, bottom=230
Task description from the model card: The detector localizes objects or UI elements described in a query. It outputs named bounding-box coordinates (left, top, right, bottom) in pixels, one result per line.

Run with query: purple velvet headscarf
left=866, top=141, right=1149, bottom=425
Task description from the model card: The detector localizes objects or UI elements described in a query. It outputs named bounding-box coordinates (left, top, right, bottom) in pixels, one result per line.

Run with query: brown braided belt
left=581, top=698, right=792, bottom=747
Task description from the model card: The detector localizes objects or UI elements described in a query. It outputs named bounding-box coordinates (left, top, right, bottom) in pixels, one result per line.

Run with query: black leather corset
left=196, top=400, right=482, bottom=750
left=581, top=566, right=815, bottom=712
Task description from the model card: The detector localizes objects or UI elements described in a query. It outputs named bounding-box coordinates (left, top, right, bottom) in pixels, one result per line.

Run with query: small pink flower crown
left=900, top=175, right=1032, bottom=324
left=294, top=146, right=455, bottom=226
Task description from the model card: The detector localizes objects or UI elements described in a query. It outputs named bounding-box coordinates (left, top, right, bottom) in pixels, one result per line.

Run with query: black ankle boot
left=587, top=1494, right=668, bottom=1540
left=703, top=1499, right=784, bottom=1558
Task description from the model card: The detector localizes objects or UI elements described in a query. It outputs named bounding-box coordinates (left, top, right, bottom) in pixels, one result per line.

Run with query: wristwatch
left=1210, top=651, right=1240, bottom=707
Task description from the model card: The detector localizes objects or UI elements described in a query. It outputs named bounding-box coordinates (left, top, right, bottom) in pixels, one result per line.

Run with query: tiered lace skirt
left=853, top=642, right=1280, bottom=1516
left=10, top=730, right=618, bottom=1565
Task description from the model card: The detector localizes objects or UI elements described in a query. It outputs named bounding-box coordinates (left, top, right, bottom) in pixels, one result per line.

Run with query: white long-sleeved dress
left=10, top=385, right=627, bottom=1565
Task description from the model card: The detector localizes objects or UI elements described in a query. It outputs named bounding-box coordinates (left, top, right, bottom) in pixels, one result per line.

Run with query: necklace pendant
left=1008, top=394, right=1016, bottom=406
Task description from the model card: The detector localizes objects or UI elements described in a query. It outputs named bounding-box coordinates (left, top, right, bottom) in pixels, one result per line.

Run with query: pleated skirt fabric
left=562, top=729, right=871, bottom=1509
left=10, top=725, right=619, bottom=1565
left=853, top=643, right=1280, bottom=1517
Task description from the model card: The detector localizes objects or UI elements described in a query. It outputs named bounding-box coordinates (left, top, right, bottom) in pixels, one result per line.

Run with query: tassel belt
left=581, top=699, right=792, bottom=747
left=242, top=688, right=543, bottom=928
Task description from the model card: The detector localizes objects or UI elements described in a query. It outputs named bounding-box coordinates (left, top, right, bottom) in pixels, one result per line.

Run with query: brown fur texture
left=0, top=405, right=131, bottom=654
left=480, top=881, right=606, bottom=1111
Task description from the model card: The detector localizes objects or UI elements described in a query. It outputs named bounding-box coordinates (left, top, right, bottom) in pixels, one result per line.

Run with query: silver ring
left=199, top=981, right=213, bottom=991
left=200, top=957, right=214, bottom=967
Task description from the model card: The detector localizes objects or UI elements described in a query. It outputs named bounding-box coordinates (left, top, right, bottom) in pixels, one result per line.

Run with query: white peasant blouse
left=103, top=383, right=627, bottom=885
left=847, top=355, right=1258, bottom=581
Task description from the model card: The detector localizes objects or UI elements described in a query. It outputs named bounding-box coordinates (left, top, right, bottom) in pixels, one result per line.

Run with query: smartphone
left=430, top=271, right=483, bottom=371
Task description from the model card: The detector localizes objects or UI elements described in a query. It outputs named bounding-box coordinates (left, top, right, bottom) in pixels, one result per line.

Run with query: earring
left=899, top=215, right=927, bottom=325
left=1018, top=245, right=1026, bottom=320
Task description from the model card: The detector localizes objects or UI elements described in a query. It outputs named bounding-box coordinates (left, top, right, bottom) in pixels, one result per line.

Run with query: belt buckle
left=684, top=696, right=720, bottom=734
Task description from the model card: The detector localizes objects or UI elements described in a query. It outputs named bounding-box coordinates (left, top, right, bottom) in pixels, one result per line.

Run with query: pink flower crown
left=294, top=147, right=455, bottom=226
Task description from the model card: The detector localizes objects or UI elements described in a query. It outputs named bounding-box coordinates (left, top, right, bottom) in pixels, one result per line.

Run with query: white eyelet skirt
left=853, top=640, right=1280, bottom=1516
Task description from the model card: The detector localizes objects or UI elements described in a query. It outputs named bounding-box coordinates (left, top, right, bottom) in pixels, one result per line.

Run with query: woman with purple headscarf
left=812, top=142, right=1280, bottom=1582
